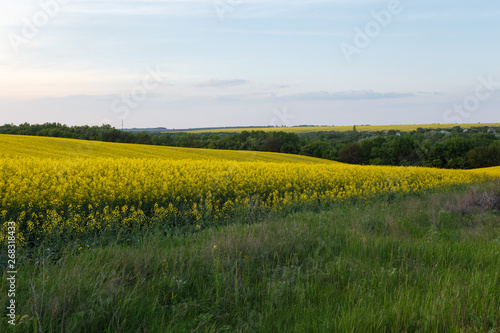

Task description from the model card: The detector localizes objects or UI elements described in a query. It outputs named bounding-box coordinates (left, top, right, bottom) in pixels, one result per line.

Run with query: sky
left=0, top=0, right=499, bottom=129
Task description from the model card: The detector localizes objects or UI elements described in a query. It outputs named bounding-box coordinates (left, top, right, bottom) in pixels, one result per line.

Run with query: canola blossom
left=0, top=134, right=331, bottom=163
left=0, top=135, right=496, bottom=246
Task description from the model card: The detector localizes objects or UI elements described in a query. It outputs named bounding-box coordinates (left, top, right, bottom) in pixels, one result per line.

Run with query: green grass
left=1, top=182, right=500, bottom=332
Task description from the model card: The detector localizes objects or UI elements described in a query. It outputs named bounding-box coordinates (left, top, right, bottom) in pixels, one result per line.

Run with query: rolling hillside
left=0, top=134, right=333, bottom=164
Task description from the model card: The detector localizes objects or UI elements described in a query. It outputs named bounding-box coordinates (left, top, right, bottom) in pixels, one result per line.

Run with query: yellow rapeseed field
left=0, top=134, right=496, bottom=246
left=0, top=134, right=332, bottom=163
left=167, top=123, right=500, bottom=134
left=468, top=166, right=500, bottom=177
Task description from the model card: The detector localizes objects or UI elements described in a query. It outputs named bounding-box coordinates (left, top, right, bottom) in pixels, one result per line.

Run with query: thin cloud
left=182, top=90, right=417, bottom=102
left=280, top=90, right=416, bottom=101
left=195, top=79, right=250, bottom=88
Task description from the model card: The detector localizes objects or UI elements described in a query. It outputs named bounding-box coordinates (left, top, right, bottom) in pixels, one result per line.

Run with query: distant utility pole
left=122, top=120, right=124, bottom=131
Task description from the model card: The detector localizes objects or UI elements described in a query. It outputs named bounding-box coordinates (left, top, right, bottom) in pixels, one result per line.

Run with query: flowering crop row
left=0, top=154, right=494, bottom=246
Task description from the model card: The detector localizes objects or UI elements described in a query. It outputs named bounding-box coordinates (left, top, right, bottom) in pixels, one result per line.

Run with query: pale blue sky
left=1, top=0, right=499, bottom=129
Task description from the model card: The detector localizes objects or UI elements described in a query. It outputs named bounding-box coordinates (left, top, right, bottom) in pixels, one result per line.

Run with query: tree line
left=1, top=122, right=499, bottom=169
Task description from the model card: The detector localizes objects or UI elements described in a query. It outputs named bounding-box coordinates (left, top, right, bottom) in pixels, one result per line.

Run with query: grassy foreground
left=1, top=182, right=500, bottom=332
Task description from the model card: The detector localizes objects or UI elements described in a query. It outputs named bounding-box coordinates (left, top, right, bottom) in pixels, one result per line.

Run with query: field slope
left=0, top=134, right=333, bottom=164
left=469, top=165, right=500, bottom=177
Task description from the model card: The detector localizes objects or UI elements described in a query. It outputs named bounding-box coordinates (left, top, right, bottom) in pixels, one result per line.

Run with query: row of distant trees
left=1, top=122, right=499, bottom=169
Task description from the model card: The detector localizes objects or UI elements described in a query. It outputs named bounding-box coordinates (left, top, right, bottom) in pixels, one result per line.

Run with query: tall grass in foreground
left=1, top=182, right=499, bottom=332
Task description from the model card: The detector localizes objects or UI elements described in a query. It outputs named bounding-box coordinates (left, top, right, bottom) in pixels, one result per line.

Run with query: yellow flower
left=162, top=260, right=168, bottom=271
